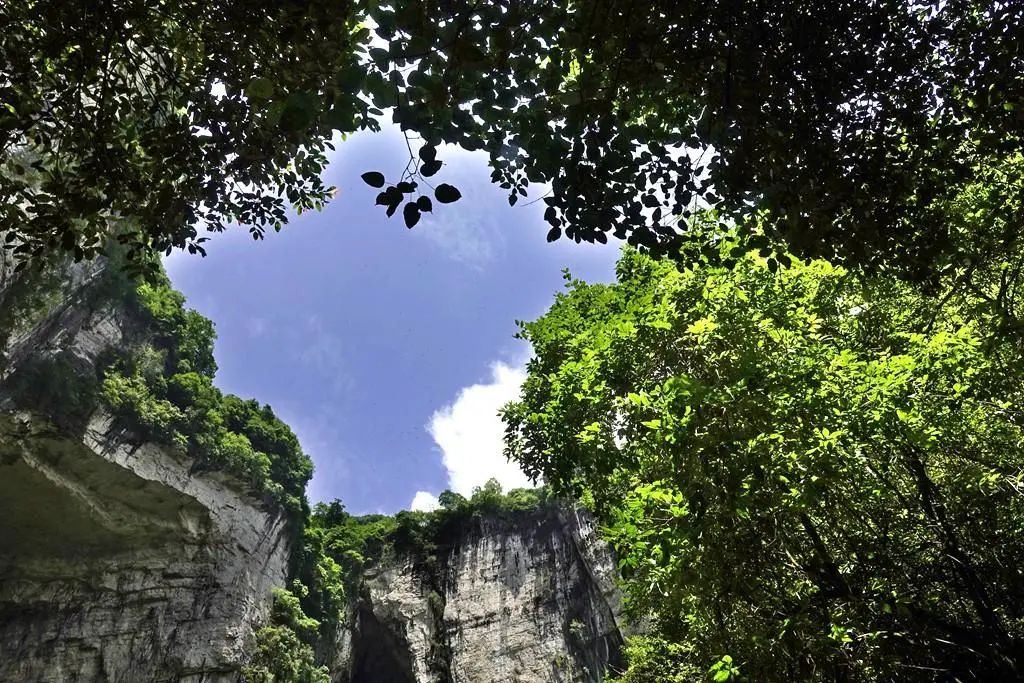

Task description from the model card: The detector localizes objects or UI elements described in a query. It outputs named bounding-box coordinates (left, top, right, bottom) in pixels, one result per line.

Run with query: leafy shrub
left=606, top=637, right=701, bottom=683
left=97, top=267, right=314, bottom=516
left=243, top=588, right=331, bottom=683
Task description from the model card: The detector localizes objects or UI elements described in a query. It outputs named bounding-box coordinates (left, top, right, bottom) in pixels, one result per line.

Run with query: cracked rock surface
left=331, top=507, right=627, bottom=683
left=0, top=254, right=291, bottom=682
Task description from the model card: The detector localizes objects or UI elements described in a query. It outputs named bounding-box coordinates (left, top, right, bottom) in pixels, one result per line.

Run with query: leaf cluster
left=99, top=266, right=314, bottom=516
left=1, top=0, right=367, bottom=262
left=356, top=0, right=1024, bottom=279
left=7, top=1, right=1021, bottom=283
left=242, top=587, right=332, bottom=683
left=505, top=228, right=1024, bottom=679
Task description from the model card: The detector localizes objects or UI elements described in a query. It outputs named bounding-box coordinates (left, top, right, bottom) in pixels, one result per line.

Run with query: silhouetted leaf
left=403, top=202, right=420, bottom=228
left=435, top=183, right=462, bottom=203
left=362, top=172, right=386, bottom=188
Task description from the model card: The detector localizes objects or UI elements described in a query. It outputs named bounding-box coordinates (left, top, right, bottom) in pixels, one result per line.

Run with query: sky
left=165, top=126, right=620, bottom=514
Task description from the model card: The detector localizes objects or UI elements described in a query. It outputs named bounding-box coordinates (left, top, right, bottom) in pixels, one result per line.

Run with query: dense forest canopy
left=504, top=221, right=1024, bottom=679
left=3, top=0, right=1022, bottom=281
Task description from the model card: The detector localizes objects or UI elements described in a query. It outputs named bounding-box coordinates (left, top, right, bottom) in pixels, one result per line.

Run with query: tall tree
left=504, top=220, right=1024, bottom=679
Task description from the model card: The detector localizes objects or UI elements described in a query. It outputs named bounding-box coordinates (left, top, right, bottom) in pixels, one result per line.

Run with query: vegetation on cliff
left=99, top=267, right=315, bottom=516
left=243, top=588, right=332, bottom=683
left=1, top=255, right=315, bottom=517
left=307, top=479, right=548, bottom=582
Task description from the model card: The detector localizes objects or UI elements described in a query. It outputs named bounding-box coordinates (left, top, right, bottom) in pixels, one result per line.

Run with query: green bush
left=97, top=268, right=314, bottom=516
left=606, top=637, right=701, bottom=683
left=243, top=588, right=331, bottom=683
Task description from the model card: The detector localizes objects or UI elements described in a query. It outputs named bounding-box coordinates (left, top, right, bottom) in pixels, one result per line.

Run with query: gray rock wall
left=336, top=507, right=626, bottom=683
left=0, top=256, right=292, bottom=682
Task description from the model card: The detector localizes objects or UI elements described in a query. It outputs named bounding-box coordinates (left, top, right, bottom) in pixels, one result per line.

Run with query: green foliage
left=352, top=0, right=1023, bottom=280
left=505, top=239, right=1024, bottom=679
left=307, top=480, right=549, bottom=583
left=270, top=586, right=322, bottom=641
left=8, top=0, right=1021, bottom=284
left=243, top=589, right=331, bottom=683
left=101, top=371, right=185, bottom=443
left=100, top=269, right=313, bottom=515
left=2, top=0, right=365, bottom=264
left=606, top=637, right=700, bottom=683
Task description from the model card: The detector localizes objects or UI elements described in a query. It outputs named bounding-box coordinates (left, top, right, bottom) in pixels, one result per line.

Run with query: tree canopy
left=2, top=0, right=365, bottom=263
left=3, top=1, right=1021, bottom=280
left=504, top=227, right=1024, bottom=679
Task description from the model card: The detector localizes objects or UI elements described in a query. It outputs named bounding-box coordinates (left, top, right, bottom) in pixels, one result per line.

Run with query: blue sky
left=165, top=126, right=619, bottom=514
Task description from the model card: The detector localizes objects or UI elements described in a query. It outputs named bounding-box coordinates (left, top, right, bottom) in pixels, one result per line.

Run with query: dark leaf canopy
left=3, top=0, right=1022, bottom=280
left=1, top=0, right=368, bottom=263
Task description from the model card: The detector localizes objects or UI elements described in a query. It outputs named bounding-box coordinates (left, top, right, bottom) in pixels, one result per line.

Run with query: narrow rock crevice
left=350, top=604, right=418, bottom=683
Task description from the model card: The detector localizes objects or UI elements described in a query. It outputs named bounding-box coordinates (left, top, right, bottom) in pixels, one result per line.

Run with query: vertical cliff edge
left=0, top=253, right=626, bottom=682
left=330, top=505, right=626, bottom=683
left=0, top=253, right=293, bottom=682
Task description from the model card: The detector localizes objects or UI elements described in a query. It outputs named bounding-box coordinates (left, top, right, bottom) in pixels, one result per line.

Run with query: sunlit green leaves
left=505, top=233, right=1024, bottom=679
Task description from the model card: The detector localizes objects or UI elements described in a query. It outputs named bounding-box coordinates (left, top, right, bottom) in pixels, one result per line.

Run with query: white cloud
left=426, top=361, right=533, bottom=496
left=410, top=490, right=440, bottom=512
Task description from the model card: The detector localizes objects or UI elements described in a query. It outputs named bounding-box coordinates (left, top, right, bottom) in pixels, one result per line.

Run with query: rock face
left=332, top=507, right=626, bottom=683
left=0, top=256, right=292, bottom=682
left=0, top=253, right=626, bottom=682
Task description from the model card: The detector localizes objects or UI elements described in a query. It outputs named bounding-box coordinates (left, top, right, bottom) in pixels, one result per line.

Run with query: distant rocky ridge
left=0, top=253, right=626, bottom=682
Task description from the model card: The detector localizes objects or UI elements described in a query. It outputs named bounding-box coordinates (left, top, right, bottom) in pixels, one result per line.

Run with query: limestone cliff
left=0, top=254, right=293, bottom=682
left=0, top=254, right=626, bottom=682
left=331, top=506, right=625, bottom=683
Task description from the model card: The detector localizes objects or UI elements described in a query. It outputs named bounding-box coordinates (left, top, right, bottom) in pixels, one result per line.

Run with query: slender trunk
left=903, top=445, right=1017, bottom=673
